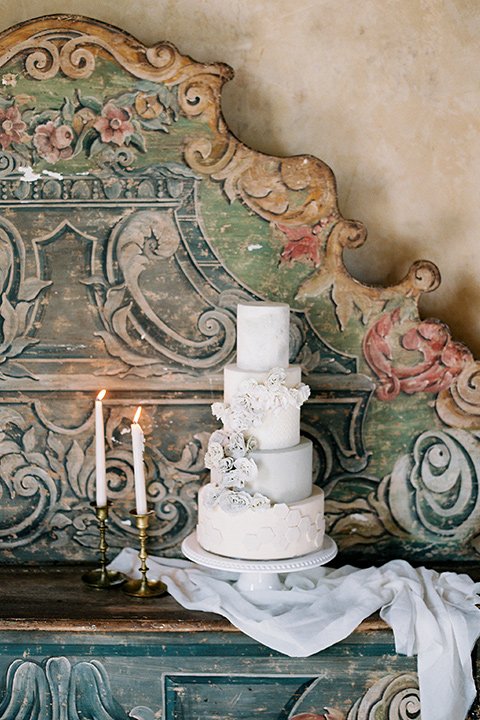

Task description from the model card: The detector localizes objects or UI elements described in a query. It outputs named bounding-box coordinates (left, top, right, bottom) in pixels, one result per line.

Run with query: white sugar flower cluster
left=211, top=368, right=310, bottom=434
left=202, top=368, right=310, bottom=515
left=203, top=428, right=269, bottom=514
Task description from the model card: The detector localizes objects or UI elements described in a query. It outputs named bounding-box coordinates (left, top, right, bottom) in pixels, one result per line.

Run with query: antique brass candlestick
left=122, top=509, right=167, bottom=598
left=82, top=502, right=126, bottom=589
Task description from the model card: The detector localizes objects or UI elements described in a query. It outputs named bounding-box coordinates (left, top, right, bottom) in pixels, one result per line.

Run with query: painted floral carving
left=363, top=308, right=472, bottom=401
left=0, top=104, right=25, bottom=149
left=0, top=79, right=180, bottom=165
left=93, top=102, right=134, bottom=146
left=33, top=121, right=74, bottom=162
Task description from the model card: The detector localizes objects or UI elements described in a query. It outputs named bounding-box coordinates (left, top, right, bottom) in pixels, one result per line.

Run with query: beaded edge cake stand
left=182, top=531, right=338, bottom=591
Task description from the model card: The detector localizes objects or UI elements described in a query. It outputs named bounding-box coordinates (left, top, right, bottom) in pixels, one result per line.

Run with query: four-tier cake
left=197, top=301, right=325, bottom=560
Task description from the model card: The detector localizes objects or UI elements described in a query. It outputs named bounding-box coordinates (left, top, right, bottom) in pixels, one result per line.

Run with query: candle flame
left=133, top=406, right=142, bottom=424
left=97, top=389, right=106, bottom=401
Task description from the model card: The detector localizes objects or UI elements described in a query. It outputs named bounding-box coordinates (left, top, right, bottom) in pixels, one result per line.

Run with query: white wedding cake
left=197, top=301, right=325, bottom=560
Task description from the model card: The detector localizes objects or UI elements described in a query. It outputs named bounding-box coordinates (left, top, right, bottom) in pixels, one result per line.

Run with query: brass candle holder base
left=82, top=502, right=126, bottom=589
left=122, top=509, right=167, bottom=598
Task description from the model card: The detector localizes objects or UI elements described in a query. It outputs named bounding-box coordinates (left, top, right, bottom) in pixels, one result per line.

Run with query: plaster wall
left=3, top=0, right=480, bottom=354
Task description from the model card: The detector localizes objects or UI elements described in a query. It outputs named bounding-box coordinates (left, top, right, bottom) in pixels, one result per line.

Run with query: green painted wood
left=0, top=16, right=475, bottom=717
left=0, top=628, right=417, bottom=720
left=0, top=14, right=477, bottom=567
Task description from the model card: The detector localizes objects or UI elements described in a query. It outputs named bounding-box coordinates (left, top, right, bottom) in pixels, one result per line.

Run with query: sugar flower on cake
left=218, top=489, right=253, bottom=514
left=225, top=432, right=258, bottom=458
left=204, top=441, right=224, bottom=469
left=214, top=488, right=270, bottom=514
left=217, top=457, right=234, bottom=474
left=250, top=493, right=270, bottom=511
left=218, top=468, right=246, bottom=489
left=264, top=367, right=286, bottom=390
left=203, top=484, right=223, bottom=510
left=233, top=457, right=258, bottom=481
left=203, top=368, right=311, bottom=514
left=209, top=429, right=229, bottom=446
left=212, top=368, right=310, bottom=434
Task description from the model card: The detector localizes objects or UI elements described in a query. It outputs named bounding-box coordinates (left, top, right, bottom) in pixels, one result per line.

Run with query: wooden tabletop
left=0, top=564, right=387, bottom=634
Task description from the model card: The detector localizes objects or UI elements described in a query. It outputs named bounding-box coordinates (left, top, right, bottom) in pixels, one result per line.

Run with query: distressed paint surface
left=0, top=15, right=477, bottom=568
left=0, top=15, right=477, bottom=720
left=0, top=631, right=418, bottom=720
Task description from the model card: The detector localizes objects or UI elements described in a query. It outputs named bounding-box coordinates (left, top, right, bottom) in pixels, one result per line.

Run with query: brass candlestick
left=122, top=509, right=167, bottom=598
left=82, top=502, right=126, bottom=589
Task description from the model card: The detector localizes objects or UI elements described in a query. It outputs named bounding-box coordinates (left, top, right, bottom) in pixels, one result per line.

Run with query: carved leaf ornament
left=363, top=308, right=473, bottom=402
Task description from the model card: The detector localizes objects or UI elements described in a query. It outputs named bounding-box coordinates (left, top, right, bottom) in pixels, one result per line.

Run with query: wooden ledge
left=0, top=565, right=389, bottom=634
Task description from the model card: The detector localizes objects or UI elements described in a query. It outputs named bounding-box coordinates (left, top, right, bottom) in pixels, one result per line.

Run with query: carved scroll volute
left=347, top=673, right=420, bottom=720
left=0, top=15, right=234, bottom=86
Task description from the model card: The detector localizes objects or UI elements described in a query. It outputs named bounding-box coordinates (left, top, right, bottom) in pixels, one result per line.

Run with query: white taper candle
left=132, top=407, right=147, bottom=515
left=95, top=390, right=107, bottom=507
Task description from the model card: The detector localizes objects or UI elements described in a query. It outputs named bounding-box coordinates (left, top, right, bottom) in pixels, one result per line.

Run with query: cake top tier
left=236, top=302, right=290, bottom=371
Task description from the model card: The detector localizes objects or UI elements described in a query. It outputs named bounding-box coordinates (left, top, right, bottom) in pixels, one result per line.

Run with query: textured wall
left=2, top=0, right=480, bottom=354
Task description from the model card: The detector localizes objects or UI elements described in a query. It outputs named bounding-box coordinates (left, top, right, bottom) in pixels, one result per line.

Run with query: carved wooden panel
left=0, top=632, right=418, bottom=720
left=0, top=15, right=478, bottom=566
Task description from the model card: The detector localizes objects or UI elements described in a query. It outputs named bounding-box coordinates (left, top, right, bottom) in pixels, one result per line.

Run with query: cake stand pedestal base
left=181, top=532, right=338, bottom=591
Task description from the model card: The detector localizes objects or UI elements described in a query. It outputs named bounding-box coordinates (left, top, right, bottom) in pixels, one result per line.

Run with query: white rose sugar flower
left=218, top=489, right=252, bottom=514
left=204, top=441, right=225, bottom=469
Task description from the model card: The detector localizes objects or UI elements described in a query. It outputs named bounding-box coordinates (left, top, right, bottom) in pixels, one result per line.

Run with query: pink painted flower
left=94, top=103, right=134, bottom=146
left=0, top=105, right=26, bottom=150
left=33, top=121, right=74, bottom=162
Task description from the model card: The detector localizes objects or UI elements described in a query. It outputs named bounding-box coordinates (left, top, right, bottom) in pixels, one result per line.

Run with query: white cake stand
left=181, top=531, right=338, bottom=591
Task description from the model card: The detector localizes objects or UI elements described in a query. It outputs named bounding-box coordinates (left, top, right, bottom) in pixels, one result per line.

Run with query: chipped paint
left=18, top=166, right=41, bottom=182
left=42, top=169, right=64, bottom=180
left=2, top=73, right=16, bottom=86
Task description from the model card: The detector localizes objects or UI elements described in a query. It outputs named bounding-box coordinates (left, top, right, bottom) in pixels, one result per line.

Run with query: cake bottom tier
left=197, top=486, right=325, bottom=560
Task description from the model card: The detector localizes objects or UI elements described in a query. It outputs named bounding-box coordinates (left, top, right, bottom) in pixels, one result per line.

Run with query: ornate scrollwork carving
left=437, top=359, right=480, bottom=429
left=347, top=674, right=420, bottom=720
left=385, top=428, right=480, bottom=540
left=296, top=221, right=440, bottom=332
left=0, top=217, right=51, bottom=380
left=0, top=408, right=61, bottom=548
left=0, top=19, right=233, bottom=86
left=93, top=207, right=238, bottom=376
left=328, top=426, right=480, bottom=550
left=0, top=400, right=208, bottom=555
